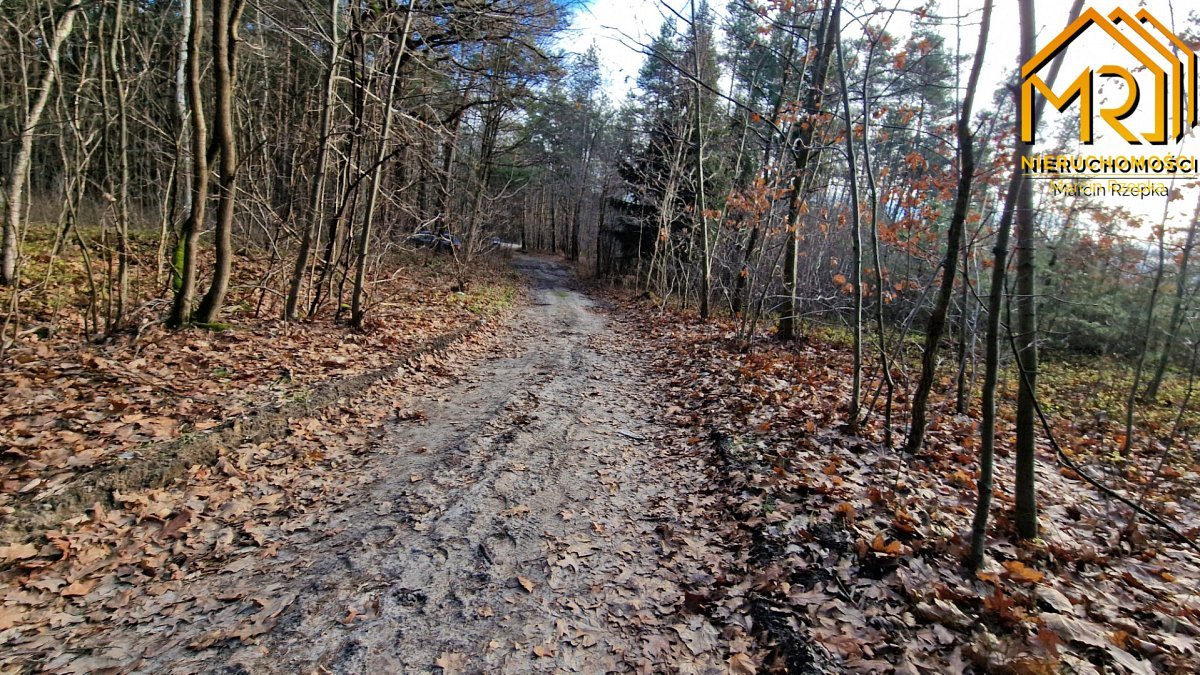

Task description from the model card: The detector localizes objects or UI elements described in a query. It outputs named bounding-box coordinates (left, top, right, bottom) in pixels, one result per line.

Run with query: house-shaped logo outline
left=1110, top=7, right=1184, bottom=142
left=1134, top=8, right=1198, bottom=130
left=1021, top=6, right=1196, bottom=146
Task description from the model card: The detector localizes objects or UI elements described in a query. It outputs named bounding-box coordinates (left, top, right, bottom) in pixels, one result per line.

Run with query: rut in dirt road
left=92, top=256, right=745, bottom=674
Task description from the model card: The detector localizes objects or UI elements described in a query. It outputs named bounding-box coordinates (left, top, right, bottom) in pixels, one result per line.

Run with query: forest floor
left=0, top=256, right=758, bottom=673
left=615, top=292, right=1200, bottom=674
left=3, top=254, right=1199, bottom=674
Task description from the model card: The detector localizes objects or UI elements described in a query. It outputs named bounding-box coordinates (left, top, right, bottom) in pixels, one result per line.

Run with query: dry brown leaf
left=434, top=651, right=467, bottom=673
left=1035, top=586, right=1075, bottom=614
left=1002, top=560, right=1045, bottom=584
left=643, top=634, right=672, bottom=657
left=1039, top=612, right=1111, bottom=650
left=158, top=508, right=193, bottom=539
left=0, top=605, right=27, bottom=630
left=60, top=578, right=97, bottom=598
left=673, top=621, right=719, bottom=656
left=517, top=576, right=535, bottom=592
left=870, top=533, right=903, bottom=556
left=728, top=652, right=757, bottom=674
left=0, top=542, right=39, bottom=562
left=532, top=644, right=556, bottom=658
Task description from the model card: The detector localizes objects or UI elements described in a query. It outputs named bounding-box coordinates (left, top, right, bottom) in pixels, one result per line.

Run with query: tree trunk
left=733, top=226, right=758, bottom=316
left=196, top=0, right=246, bottom=324
left=162, top=0, right=193, bottom=289
left=1011, top=0, right=1040, bottom=540
left=690, top=0, right=711, bottom=320
left=285, top=0, right=340, bottom=320
left=169, top=0, right=210, bottom=328
left=778, top=0, right=837, bottom=341
left=971, top=0, right=1080, bottom=566
left=351, top=3, right=414, bottom=328
left=955, top=235, right=974, bottom=414
left=858, top=16, right=895, bottom=447
left=904, top=0, right=991, bottom=454
left=1121, top=194, right=1173, bottom=455
left=834, top=17, right=863, bottom=430
left=110, top=0, right=131, bottom=329
left=1145, top=198, right=1200, bottom=401
left=1, top=1, right=82, bottom=287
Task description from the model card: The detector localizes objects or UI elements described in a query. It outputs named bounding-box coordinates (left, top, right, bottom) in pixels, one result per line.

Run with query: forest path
left=119, top=256, right=733, bottom=674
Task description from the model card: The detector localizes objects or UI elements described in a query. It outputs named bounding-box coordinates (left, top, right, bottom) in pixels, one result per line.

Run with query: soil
left=59, top=256, right=737, bottom=674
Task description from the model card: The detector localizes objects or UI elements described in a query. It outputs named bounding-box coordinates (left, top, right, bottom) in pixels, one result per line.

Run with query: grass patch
left=804, top=319, right=1197, bottom=461
left=453, top=282, right=518, bottom=316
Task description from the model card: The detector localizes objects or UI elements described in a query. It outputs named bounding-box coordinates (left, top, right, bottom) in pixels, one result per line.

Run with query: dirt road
left=73, top=256, right=738, bottom=673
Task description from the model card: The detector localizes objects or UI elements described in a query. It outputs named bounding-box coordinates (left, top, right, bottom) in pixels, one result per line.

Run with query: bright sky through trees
left=570, top=0, right=1199, bottom=228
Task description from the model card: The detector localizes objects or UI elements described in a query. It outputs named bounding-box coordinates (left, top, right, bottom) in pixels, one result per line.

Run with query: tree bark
left=110, top=0, right=131, bottom=329
left=1145, top=198, right=1200, bottom=401
left=834, top=14, right=863, bottom=430
left=351, top=2, right=414, bottom=328
left=1121, top=193, right=1173, bottom=454
left=1011, top=0, right=1040, bottom=540
left=196, top=0, right=247, bottom=324
left=904, top=0, right=991, bottom=454
left=971, top=0, right=1081, bottom=566
left=1, top=1, right=82, bottom=287
left=778, top=0, right=837, bottom=341
left=169, top=0, right=210, bottom=328
left=858, top=14, right=895, bottom=447
left=690, top=0, right=711, bottom=320
left=285, top=0, right=340, bottom=320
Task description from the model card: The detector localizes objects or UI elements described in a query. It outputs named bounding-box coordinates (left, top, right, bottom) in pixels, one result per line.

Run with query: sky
left=563, top=0, right=1200, bottom=233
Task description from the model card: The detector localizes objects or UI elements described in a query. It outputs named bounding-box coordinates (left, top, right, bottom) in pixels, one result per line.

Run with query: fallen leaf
left=673, top=621, right=719, bottom=656
left=158, top=508, right=193, bottom=539
left=728, top=652, right=757, bottom=674
left=517, top=576, right=535, bottom=592
left=532, top=644, right=556, bottom=657
left=0, top=605, right=26, bottom=630
left=434, top=651, right=467, bottom=673
left=0, top=542, right=39, bottom=562
left=1035, top=586, right=1074, bottom=614
left=870, top=533, right=903, bottom=556
left=1039, top=613, right=1112, bottom=650
left=61, top=578, right=97, bottom=597
left=1003, top=560, right=1045, bottom=584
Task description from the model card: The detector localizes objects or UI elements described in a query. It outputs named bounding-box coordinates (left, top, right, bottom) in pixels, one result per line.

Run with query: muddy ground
left=50, top=256, right=745, bottom=674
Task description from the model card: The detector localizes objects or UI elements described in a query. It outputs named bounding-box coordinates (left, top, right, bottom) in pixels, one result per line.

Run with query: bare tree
left=1145, top=197, right=1200, bottom=401
left=972, top=0, right=1083, bottom=565
left=834, top=8, right=863, bottom=430
left=351, top=2, right=415, bottom=329
left=904, top=0, right=992, bottom=454
left=195, top=0, right=247, bottom=324
left=284, top=0, right=341, bottom=321
left=778, top=0, right=837, bottom=342
left=1, top=1, right=82, bottom=287
left=169, top=0, right=210, bottom=328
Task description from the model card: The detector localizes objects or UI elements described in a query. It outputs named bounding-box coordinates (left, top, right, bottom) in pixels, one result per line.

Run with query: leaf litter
left=0, top=257, right=763, bottom=673
left=9, top=253, right=1196, bottom=673
left=611, top=291, right=1200, bottom=674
